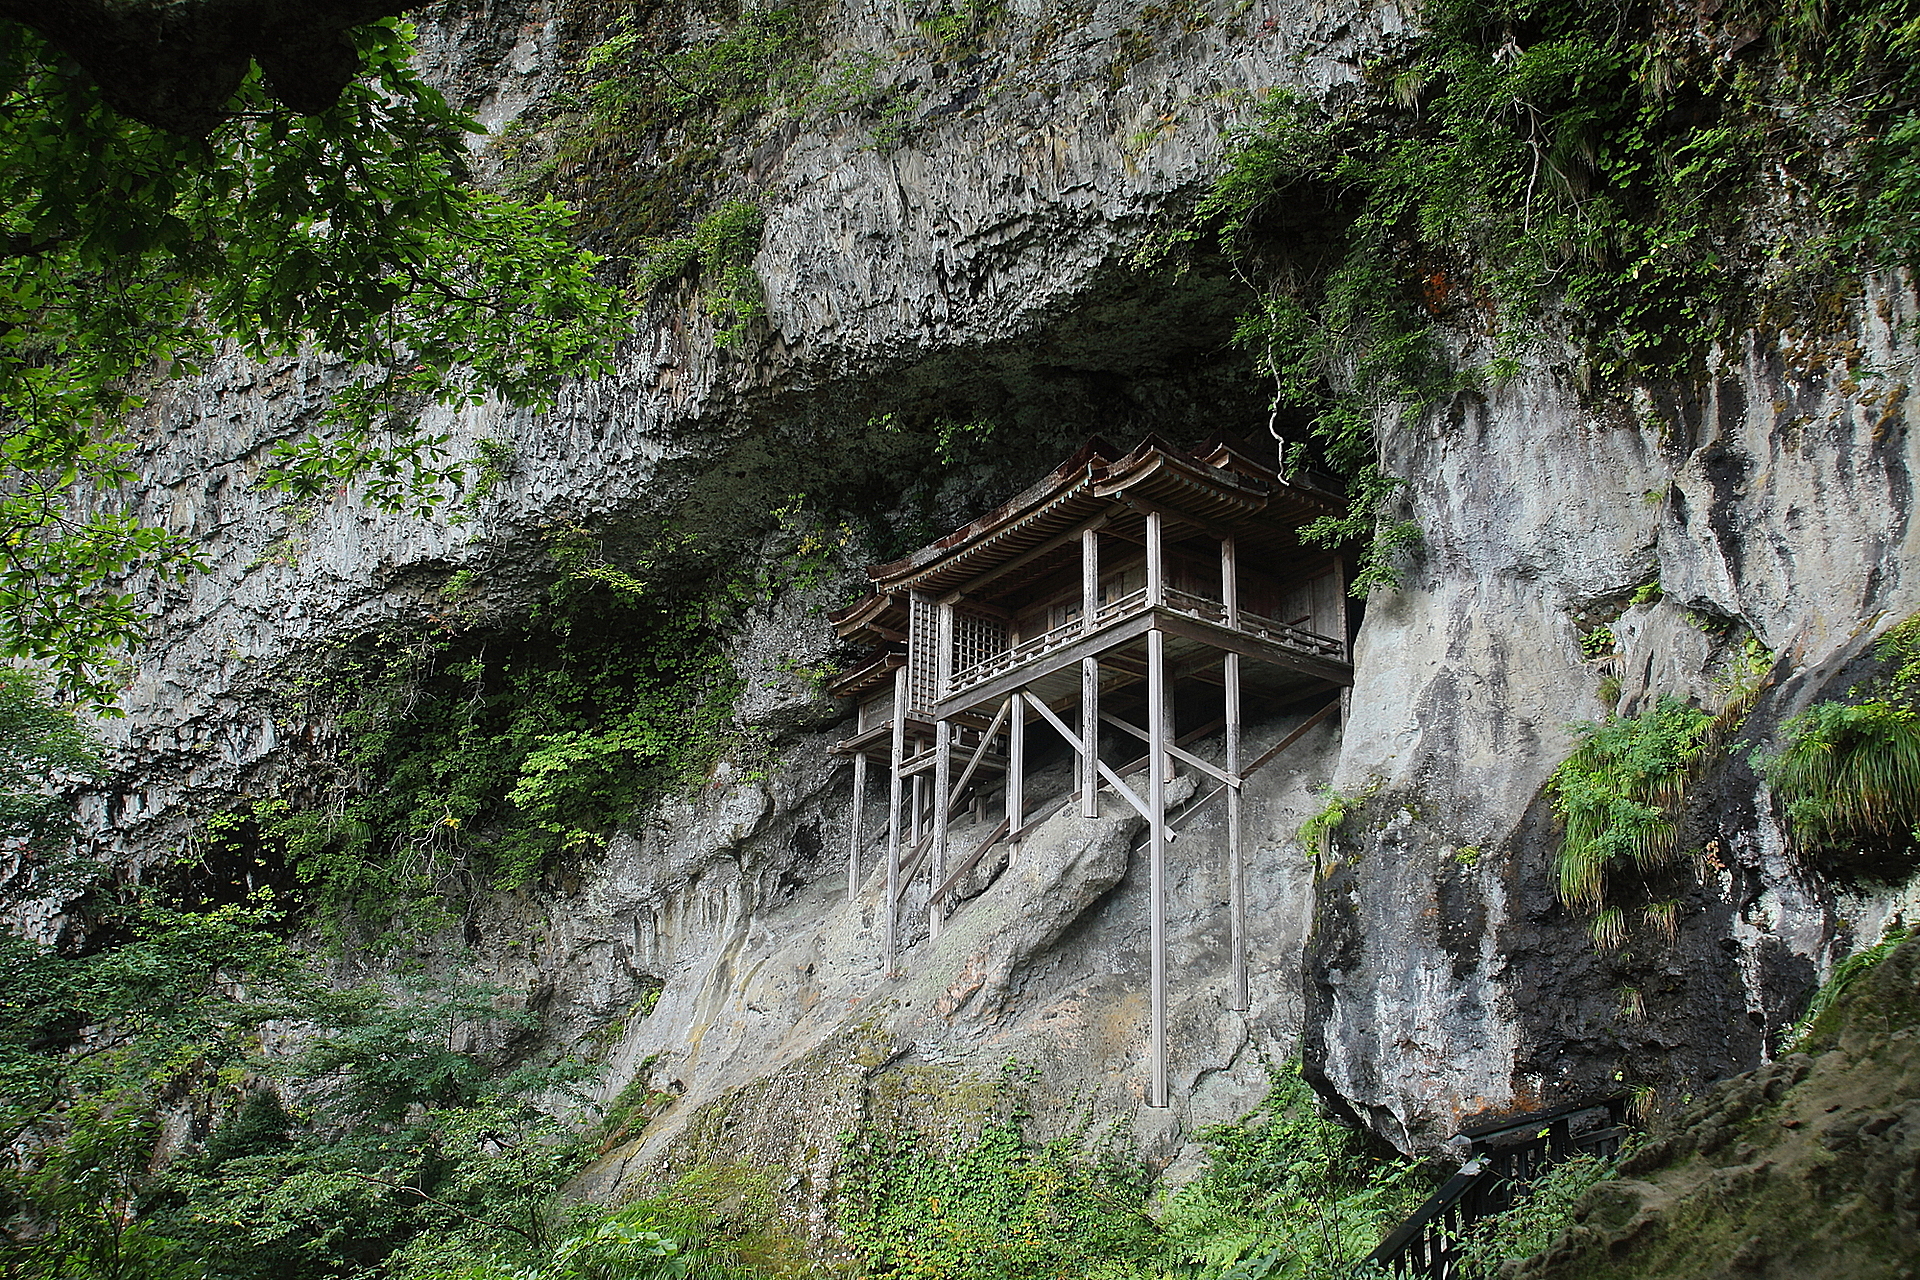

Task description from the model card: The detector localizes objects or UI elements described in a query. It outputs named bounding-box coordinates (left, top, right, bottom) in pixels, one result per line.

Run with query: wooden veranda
left=827, top=435, right=1354, bottom=1106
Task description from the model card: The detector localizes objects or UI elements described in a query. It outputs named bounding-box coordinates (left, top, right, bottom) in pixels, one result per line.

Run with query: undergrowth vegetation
left=1762, top=613, right=1920, bottom=881
left=211, top=530, right=739, bottom=931
left=838, top=1059, right=1429, bottom=1280
left=1548, top=695, right=1713, bottom=913
left=1184, top=0, right=1920, bottom=592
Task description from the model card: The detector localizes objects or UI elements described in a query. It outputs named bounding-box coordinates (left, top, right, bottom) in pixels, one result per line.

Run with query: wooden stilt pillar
left=1225, top=653, right=1247, bottom=1012
left=1146, top=509, right=1164, bottom=608
left=884, top=667, right=907, bottom=975
left=1081, top=656, right=1100, bottom=818
left=1147, top=625, right=1170, bottom=1109
left=848, top=752, right=867, bottom=901
left=1005, top=693, right=1024, bottom=860
left=1222, top=535, right=1248, bottom=1012
left=930, top=718, right=951, bottom=942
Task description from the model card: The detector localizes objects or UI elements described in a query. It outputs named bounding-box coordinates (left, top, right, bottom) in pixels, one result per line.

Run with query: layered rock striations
left=75, top=0, right=1920, bottom=1223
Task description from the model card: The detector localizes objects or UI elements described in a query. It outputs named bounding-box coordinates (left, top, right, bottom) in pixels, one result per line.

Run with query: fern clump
left=1547, top=697, right=1712, bottom=910
left=1762, top=615, right=1920, bottom=877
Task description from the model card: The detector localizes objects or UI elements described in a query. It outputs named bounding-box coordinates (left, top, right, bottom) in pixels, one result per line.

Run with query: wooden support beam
left=1147, top=626, right=1170, bottom=1109
left=1099, top=711, right=1236, bottom=789
left=884, top=667, right=908, bottom=975
left=929, top=817, right=1012, bottom=905
left=1243, top=696, right=1342, bottom=779
left=1081, top=656, right=1100, bottom=818
left=1082, top=525, right=1100, bottom=631
left=936, top=599, right=954, bottom=699
left=947, top=699, right=1009, bottom=808
left=1146, top=509, right=1165, bottom=609
left=1005, top=693, right=1024, bottom=844
left=930, top=719, right=951, bottom=942
left=848, top=753, right=867, bottom=902
left=1124, top=492, right=1245, bottom=546
left=1222, top=535, right=1239, bottom=629
left=1225, top=650, right=1248, bottom=1012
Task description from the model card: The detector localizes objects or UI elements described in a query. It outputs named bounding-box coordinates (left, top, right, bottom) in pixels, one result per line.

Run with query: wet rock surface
left=1511, top=934, right=1920, bottom=1280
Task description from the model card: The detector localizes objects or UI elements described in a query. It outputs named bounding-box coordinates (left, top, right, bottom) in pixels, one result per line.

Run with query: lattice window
left=951, top=610, right=1008, bottom=681
left=907, top=594, right=939, bottom=715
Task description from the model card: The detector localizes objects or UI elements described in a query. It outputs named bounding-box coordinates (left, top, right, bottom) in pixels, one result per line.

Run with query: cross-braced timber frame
left=828, top=435, right=1353, bottom=1107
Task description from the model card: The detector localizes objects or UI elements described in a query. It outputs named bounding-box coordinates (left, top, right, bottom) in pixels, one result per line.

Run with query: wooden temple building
left=825, top=436, right=1354, bottom=1106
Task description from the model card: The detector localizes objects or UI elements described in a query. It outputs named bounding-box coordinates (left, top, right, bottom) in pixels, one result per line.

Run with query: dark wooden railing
left=1366, top=1097, right=1631, bottom=1279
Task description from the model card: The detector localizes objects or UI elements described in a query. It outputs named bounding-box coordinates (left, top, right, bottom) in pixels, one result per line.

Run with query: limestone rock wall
left=78, top=0, right=1920, bottom=1212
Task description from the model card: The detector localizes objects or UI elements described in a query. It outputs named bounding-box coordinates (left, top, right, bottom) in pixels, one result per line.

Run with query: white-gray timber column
left=1005, top=692, right=1023, bottom=849
left=848, top=752, right=867, bottom=901
left=1222, top=536, right=1248, bottom=1011
left=1081, top=656, right=1099, bottom=818
left=930, top=717, right=952, bottom=942
left=884, top=666, right=908, bottom=974
left=1081, top=526, right=1099, bottom=624
left=1147, top=624, right=1170, bottom=1108
left=1145, top=509, right=1164, bottom=607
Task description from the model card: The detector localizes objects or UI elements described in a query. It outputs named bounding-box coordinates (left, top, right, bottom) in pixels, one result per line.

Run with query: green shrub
left=1762, top=615, right=1920, bottom=877
left=1157, top=1059, right=1430, bottom=1280
left=246, top=534, right=739, bottom=923
left=1187, top=0, right=1920, bottom=594
left=1455, top=1153, right=1615, bottom=1279
left=838, top=1067, right=1156, bottom=1280
left=1547, top=697, right=1712, bottom=910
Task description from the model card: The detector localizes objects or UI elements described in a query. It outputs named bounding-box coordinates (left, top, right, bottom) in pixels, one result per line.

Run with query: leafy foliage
left=1454, top=1153, right=1615, bottom=1279
left=1155, top=1060, right=1429, bottom=1280
left=1761, top=614, right=1920, bottom=878
left=1547, top=697, right=1712, bottom=910
left=1297, top=781, right=1380, bottom=861
left=635, top=200, right=769, bottom=347
left=0, top=889, right=617, bottom=1280
left=837, top=1064, right=1158, bottom=1280
left=1187, top=0, right=1920, bottom=594
left=838, top=1059, right=1425, bottom=1280
left=234, top=533, right=739, bottom=922
left=0, top=669, right=101, bottom=859
left=0, top=17, right=624, bottom=703
left=1783, top=923, right=1918, bottom=1050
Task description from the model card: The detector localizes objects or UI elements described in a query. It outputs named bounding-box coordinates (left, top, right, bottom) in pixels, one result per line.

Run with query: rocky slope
left=72, top=0, right=1920, bottom=1230
left=1512, top=932, right=1920, bottom=1280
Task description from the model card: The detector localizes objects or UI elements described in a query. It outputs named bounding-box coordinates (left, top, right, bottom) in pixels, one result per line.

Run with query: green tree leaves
left=0, top=17, right=626, bottom=703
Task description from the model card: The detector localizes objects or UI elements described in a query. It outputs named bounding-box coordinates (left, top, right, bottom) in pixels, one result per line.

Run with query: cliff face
left=81, top=0, right=1920, bottom=1214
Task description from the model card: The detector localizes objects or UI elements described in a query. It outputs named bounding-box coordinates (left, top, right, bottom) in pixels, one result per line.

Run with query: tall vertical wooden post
left=1081, top=526, right=1100, bottom=628
left=930, top=718, right=951, bottom=942
left=848, top=752, right=867, bottom=901
left=1222, top=537, right=1248, bottom=1011
left=1081, top=657, right=1100, bottom=818
left=1146, top=625, right=1170, bottom=1108
left=1145, top=509, right=1164, bottom=608
left=1005, top=693, right=1024, bottom=854
left=884, top=667, right=908, bottom=975
left=1080, top=524, right=1101, bottom=819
